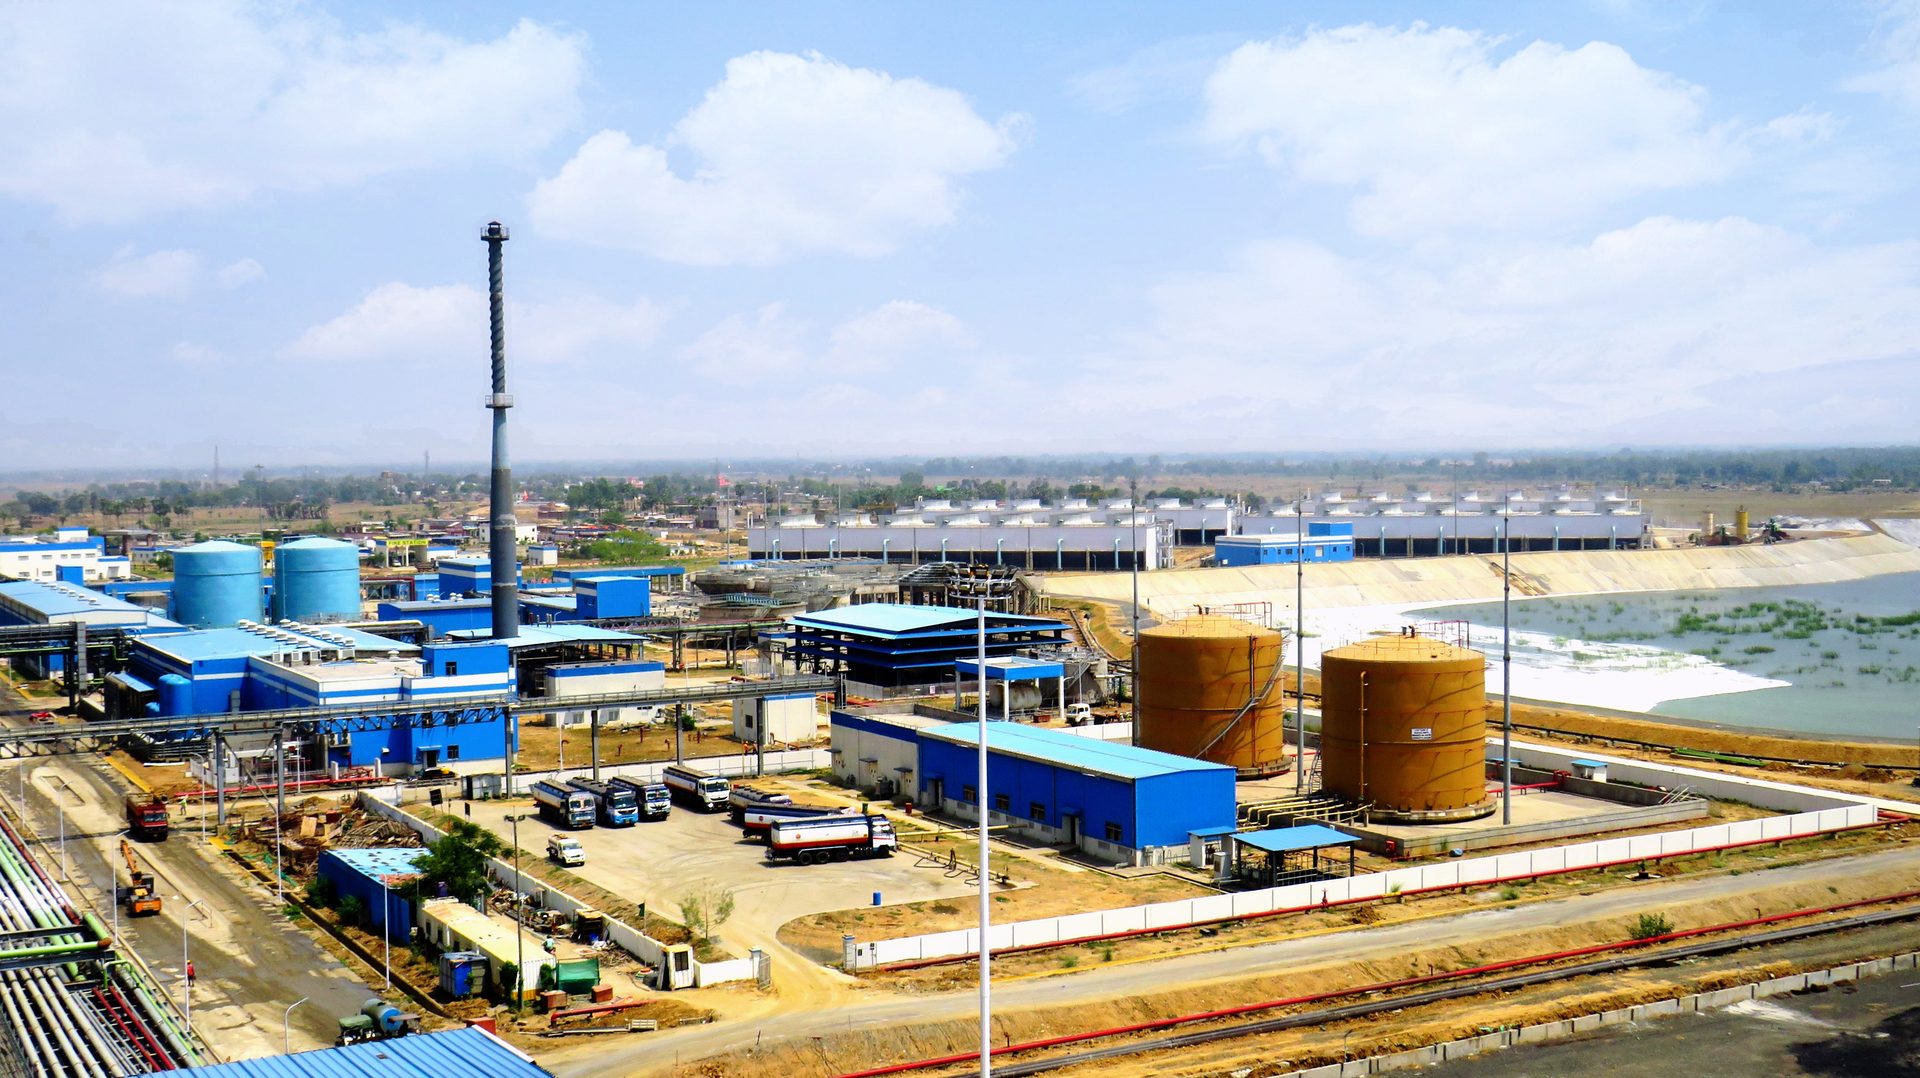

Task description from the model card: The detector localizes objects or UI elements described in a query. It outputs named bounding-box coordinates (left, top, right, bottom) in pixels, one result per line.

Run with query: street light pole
left=1502, top=492, right=1514, bottom=825
left=382, top=879, right=391, bottom=990
left=506, top=813, right=524, bottom=1011
left=1129, top=475, right=1140, bottom=745
left=181, top=898, right=207, bottom=1027
left=1295, top=495, right=1306, bottom=795
left=975, top=594, right=991, bottom=1077
left=283, top=997, right=308, bottom=1055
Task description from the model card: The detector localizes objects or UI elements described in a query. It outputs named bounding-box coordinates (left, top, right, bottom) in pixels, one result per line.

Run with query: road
left=0, top=678, right=378, bottom=1061
left=4, top=755, right=377, bottom=1059
left=542, top=843, right=1920, bottom=1077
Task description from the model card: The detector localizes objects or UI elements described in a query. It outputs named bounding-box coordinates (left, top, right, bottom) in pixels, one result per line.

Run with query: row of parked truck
left=526, top=764, right=898, bottom=865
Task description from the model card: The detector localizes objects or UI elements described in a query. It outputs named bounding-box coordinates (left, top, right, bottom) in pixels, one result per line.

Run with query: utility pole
left=1501, top=491, right=1513, bottom=825
left=1295, top=494, right=1306, bottom=794
left=974, top=595, right=992, bottom=1076
left=1129, top=475, right=1140, bottom=744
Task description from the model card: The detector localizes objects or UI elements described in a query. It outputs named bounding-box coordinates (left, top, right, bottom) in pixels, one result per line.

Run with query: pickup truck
left=546, top=835, right=586, bottom=867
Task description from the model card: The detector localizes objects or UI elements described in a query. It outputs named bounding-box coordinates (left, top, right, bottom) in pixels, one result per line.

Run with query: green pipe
left=0, top=938, right=104, bottom=963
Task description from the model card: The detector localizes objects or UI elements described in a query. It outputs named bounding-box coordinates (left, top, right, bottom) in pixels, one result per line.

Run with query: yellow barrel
left=1319, top=634, right=1491, bottom=822
left=1137, top=616, right=1290, bottom=772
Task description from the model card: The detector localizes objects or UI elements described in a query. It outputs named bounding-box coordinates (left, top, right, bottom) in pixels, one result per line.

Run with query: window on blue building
left=1104, top=821, right=1122, bottom=842
left=1029, top=801, right=1045, bottom=821
left=445, top=661, right=459, bottom=676
left=994, top=793, right=1010, bottom=812
left=446, top=745, right=459, bottom=761
left=962, top=784, right=976, bottom=803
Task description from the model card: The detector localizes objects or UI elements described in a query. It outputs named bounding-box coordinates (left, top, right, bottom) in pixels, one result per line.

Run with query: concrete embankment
left=1036, top=534, right=1920, bottom=617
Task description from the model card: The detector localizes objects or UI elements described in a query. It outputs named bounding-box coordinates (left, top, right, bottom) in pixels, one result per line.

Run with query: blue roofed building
left=905, top=719, right=1236, bottom=866
left=789, top=603, right=1068, bottom=690
left=0, top=579, right=179, bottom=677
left=316, top=847, right=427, bottom=942
left=136, top=1025, right=554, bottom=1078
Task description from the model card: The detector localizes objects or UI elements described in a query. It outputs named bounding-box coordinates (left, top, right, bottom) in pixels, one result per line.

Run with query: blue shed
left=317, top=848, right=427, bottom=943
left=574, top=575, right=650, bottom=619
left=915, top=722, right=1235, bottom=866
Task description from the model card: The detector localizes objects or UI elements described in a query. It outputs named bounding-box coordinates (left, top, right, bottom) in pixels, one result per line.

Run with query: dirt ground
left=869, top=818, right=1910, bottom=990
left=510, top=720, right=778, bottom=772
left=684, top=866, right=1920, bottom=1077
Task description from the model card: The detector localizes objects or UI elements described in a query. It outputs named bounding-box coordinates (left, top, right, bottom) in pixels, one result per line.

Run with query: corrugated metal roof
left=141, top=1026, right=553, bottom=1078
left=924, top=721, right=1233, bottom=780
left=140, top=626, right=418, bottom=662
left=0, top=580, right=150, bottom=619
left=790, top=603, right=1064, bottom=637
left=321, top=847, right=425, bottom=883
left=1233, top=824, right=1359, bottom=854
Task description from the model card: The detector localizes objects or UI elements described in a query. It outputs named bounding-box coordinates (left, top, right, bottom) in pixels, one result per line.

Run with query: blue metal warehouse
left=789, top=604, right=1068, bottom=689
left=916, top=722, right=1235, bottom=866
left=317, top=848, right=426, bottom=943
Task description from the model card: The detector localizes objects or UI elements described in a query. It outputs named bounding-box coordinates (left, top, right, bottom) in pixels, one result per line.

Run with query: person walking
left=185, top=960, right=196, bottom=988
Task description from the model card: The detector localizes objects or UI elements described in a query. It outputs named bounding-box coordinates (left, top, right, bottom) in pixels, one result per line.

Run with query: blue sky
left=5, top=2, right=1919, bottom=470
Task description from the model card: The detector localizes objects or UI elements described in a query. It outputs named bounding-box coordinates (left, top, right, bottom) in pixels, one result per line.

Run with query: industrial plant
left=0, top=214, right=1913, bottom=1078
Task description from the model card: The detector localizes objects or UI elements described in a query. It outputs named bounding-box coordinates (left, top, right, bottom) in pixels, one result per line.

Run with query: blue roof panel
left=143, top=1026, right=552, bottom=1078
left=1234, top=824, right=1359, bottom=854
left=0, top=580, right=150, bottom=619
left=924, top=722, right=1233, bottom=780
left=139, top=626, right=416, bottom=663
left=791, top=603, right=1063, bottom=637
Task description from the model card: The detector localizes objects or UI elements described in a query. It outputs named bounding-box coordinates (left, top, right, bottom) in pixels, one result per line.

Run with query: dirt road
left=542, top=842, right=1920, bottom=1076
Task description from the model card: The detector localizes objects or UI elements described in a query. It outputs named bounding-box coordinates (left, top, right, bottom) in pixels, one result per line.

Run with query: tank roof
left=174, top=539, right=257, bottom=554
left=279, top=536, right=358, bottom=550
left=1141, top=614, right=1278, bottom=640
left=1324, top=634, right=1481, bottom=663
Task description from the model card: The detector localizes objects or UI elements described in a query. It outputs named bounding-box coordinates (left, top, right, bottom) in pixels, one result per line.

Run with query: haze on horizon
left=5, top=2, right=1919, bottom=470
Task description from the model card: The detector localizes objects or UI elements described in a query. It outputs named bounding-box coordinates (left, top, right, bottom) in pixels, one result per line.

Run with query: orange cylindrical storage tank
left=1319, top=634, right=1493, bottom=822
left=1137, top=616, right=1290, bottom=773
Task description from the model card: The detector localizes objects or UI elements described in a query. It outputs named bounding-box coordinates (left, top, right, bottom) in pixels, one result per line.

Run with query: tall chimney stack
left=482, top=221, right=518, bottom=640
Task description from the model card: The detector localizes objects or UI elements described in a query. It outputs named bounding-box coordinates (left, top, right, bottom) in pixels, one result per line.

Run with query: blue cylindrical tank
left=170, top=541, right=263, bottom=627
left=273, top=538, right=361, bottom=623
left=158, top=674, right=192, bottom=717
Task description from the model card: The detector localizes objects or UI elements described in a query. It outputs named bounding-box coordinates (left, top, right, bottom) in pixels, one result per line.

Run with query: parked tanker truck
left=530, top=780, right=596, bottom=830
left=765, top=814, right=897, bottom=864
left=662, top=764, right=729, bottom=812
left=608, top=776, right=671, bottom=820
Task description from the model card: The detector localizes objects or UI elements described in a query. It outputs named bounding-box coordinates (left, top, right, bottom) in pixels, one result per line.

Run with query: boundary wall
left=1275, top=951, right=1920, bottom=1078
left=848, top=800, right=1873, bottom=968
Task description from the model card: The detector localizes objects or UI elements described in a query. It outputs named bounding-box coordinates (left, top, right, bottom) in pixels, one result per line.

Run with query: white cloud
left=0, top=5, right=585, bottom=222
left=1202, top=24, right=1742, bottom=237
left=94, top=245, right=201, bottom=298
left=286, top=283, right=669, bottom=367
left=1095, top=216, right=1920, bottom=443
left=1847, top=1, right=1920, bottom=109
left=680, top=299, right=974, bottom=384
left=529, top=51, right=1023, bottom=265
left=216, top=258, right=265, bottom=289
left=680, top=304, right=809, bottom=383
left=825, top=301, right=973, bottom=373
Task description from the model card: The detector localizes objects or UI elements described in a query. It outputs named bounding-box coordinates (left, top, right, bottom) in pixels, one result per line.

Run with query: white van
left=546, top=835, right=586, bottom=867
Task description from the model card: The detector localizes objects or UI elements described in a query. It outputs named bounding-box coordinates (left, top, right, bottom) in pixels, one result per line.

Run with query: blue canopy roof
left=1233, top=824, right=1359, bottom=855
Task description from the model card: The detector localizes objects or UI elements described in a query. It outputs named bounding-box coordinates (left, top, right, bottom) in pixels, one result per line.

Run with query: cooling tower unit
left=1319, top=634, right=1494, bottom=823
left=1137, top=615, right=1290, bottom=774
left=273, top=537, right=362, bottom=623
left=170, top=540, right=264, bottom=628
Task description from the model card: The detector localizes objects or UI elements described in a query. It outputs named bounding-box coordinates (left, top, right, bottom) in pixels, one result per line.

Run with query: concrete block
left=1517, top=1023, right=1555, bottom=1043
left=1646, top=998, right=1682, bottom=1018
left=1572, top=1014, right=1603, bottom=1032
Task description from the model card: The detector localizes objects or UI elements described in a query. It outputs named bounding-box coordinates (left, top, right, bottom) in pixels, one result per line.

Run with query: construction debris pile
left=236, top=796, right=422, bottom=873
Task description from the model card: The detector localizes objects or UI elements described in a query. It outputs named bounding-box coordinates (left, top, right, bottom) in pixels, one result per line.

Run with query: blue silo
left=273, top=537, right=362, bottom=623
left=170, top=540, right=264, bottom=627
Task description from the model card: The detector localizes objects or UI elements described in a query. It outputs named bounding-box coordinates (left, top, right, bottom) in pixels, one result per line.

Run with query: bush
left=1629, top=913, right=1675, bottom=940
left=305, top=875, right=337, bottom=908
left=338, top=895, right=367, bottom=927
